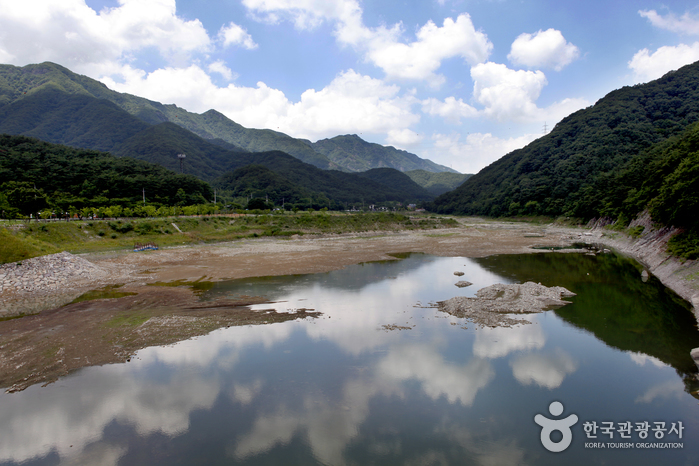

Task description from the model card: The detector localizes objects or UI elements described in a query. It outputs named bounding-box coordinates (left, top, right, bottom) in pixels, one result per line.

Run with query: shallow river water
left=1, top=252, right=698, bottom=465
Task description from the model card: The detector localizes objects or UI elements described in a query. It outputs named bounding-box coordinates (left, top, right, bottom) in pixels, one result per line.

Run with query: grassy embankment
left=0, top=212, right=458, bottom=264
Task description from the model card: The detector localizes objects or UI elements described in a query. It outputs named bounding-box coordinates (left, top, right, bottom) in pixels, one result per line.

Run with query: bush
left=136, top=222, right=153, bottom=235
left=109, top=221, right=133, bottom=233
left=627, top=225, right=645, bottom=238
left=667, top=230, right=699, bottom=260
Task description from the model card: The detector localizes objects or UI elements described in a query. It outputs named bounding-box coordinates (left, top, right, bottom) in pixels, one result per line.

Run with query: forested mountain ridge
left=430, top=60, right=699, bottom=221
left=312, top=134, right=456, bottom=173
left=0, top=62, right=455, bottom=173
left=0, top=86, right=150, bottom=153
left=405, top=170, right=472, bottom=196
left=221, top=151, right=434, bottom=207
left=0, top=134, right=212, bottom=216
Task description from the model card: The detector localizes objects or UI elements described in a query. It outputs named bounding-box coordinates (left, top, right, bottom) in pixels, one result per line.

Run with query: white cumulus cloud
left=365, top=14, right=492, bottom=87
left=101, top=66, right=419, bottom=141
left=640, top=9, right=699, bottom=35
left=508, top=28, right=580, bottom=71
left=422, top=96, right=478, bottom=124
left=428, top=132, right=540, bottom=174
left=470, top=62, right=589, bottom=123
left=208, top=60, right=236, bottom=81
left=386, top=128, right=423, bottom=147
left=218, top=21, right=258, bottom=49
left=241, top=1, right=491, bottom=87
left=471, top=62, right=547, bottom=121
left=628, top=42, right=699, bottom=83
left=0, top=0, right=211, bottom=75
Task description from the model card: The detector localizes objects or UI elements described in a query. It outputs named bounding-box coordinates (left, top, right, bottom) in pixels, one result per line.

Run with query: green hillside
left=0, top=86, right=148, bottom=152
left=198, top=110, right=332, bottom=169
left=223, top=151, right=435, bottom=208
left=214, top=165, right=320, bottom=208
left=405, top=170, right=471, bottom=196
left=313, top=134, right=457, bottom=173
left=430, top=61, right=699, bottom=220
left=111, top=122, right=237, bottom=181
left=0, top=134, right=211, bottom=216
left=356, top=168, right=432, bottom=201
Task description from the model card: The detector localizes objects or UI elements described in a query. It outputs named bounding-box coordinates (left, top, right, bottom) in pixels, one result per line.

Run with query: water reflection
left=0, top=253, right=698, bottom=465
left=473, top=316, right=545, bottom=358
left=510, top=348, right=578, bottom=389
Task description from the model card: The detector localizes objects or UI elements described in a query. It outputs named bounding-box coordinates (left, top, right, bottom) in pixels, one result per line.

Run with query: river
left=0, top=252, right=697, bottom=465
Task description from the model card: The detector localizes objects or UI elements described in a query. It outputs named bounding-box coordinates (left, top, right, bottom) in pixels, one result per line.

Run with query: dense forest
left=405, top=170, right=471, bottom=196
left=312, top=134, right=455, bottom=173
left=430, top=60, right=699, bottom=220
left=219, top=152, right=433, bottom=210
left=0, top=134, right=212, bottom=217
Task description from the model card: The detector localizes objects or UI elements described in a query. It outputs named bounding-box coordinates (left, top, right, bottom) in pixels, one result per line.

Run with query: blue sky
left=1, top=0, right=699, bottom=173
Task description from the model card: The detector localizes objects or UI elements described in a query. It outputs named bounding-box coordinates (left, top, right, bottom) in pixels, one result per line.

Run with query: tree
left=247, top=197, right=272, bottom=210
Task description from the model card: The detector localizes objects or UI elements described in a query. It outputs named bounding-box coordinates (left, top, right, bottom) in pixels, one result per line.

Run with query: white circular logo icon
left=534, top=401, right=578, bottom=452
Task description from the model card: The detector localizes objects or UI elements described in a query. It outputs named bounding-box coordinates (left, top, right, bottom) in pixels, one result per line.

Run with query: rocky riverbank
left=583, top=220, right=699, bottom=321
left=0, top=252, right=115, bottom=315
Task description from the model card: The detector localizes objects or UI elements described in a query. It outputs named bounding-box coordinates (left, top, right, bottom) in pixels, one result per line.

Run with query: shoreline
left=1, top=219, right=697, bottom=318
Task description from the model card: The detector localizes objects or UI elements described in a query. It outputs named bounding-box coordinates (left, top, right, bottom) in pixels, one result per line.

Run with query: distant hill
left=356, top=168, right=433, bottom=201
left=214, top=165, right=319, bottom=207
left=313, top=134, right=457, bottom=173
left=221, top=152, right=434, bottom=207
left=0, top=62, right=454, bottom=173
left=430, top=60, right=699, bottom=220
left=405, top=170, right=471, bottom=196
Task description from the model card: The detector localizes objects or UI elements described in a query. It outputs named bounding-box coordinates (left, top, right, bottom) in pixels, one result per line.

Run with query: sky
left=1, top=1, right=699, bottom=173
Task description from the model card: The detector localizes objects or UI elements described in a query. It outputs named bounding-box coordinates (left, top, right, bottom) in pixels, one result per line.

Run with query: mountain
left=430, top=60, right=699, bottom=220
left=0, top=62, right=454, bottom=173
left=0, top=86, right=149, bottom=152
left=405, top=170, right=471, bottom=196
left=355, top=168, right=433, bottom=201
left=221, top=152, right=434, bottom=207
left=215, top=165, right=318, bottom=208
left=312, top=134, right=457, bottom=173
left=111, top=121, right=240, bottom=181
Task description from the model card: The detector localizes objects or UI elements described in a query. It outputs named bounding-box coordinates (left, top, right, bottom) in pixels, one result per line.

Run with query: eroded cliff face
left=586, top=213, right=699, bottom=322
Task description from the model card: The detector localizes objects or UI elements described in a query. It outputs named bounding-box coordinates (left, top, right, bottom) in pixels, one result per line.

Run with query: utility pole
left=177, top=153, right=186, bottom=173
left=543, top=122, right=548, bottom=134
